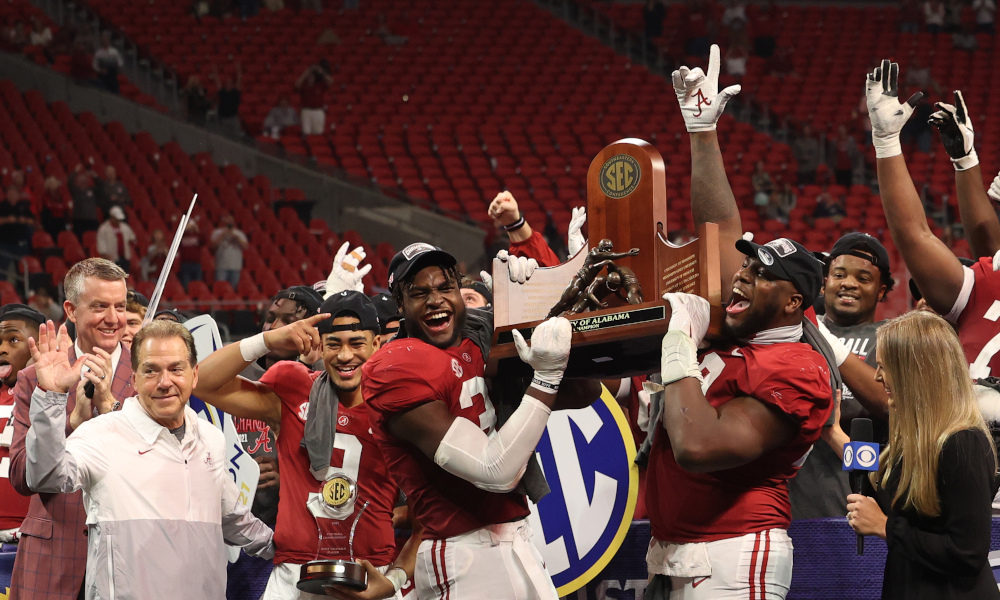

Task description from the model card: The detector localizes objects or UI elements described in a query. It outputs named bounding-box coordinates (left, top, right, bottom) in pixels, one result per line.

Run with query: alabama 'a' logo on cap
left=402, top=242, right=435, bottom=260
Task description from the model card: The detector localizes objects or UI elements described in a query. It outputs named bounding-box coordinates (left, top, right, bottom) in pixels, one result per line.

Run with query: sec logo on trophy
left=527, top=386, right=638, bottom=596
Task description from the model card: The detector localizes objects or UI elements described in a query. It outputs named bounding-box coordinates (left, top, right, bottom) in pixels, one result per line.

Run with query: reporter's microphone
left=843, top=418, right=880, bottom=555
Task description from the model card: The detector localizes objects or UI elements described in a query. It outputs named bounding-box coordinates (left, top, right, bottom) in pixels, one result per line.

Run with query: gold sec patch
left=322, top=476, right=356, bottom=508
left=600, top=154, right=641, bottom=199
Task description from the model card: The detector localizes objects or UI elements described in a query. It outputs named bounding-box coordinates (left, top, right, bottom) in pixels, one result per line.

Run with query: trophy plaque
left=487, top=138, right=723, bottom=379
left=296, top=474, right=369, bottom=593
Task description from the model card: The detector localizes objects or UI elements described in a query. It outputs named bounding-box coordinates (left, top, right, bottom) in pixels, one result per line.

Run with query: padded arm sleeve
left=433, top=394, right=551, bottom=493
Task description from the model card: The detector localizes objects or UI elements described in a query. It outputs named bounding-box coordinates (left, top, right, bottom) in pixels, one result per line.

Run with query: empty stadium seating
left=0, top=0, right=166, bottom=111
left=76, top=0, right=803, bottom=236
left=0, top=81, right=388, bottom=326
left=580, top=1, right=1000, bottom=204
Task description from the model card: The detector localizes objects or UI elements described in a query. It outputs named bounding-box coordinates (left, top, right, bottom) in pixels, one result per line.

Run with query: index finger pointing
left=305, top=312, right=331, bottom=326
left=706, top=44, right=721, bottom=83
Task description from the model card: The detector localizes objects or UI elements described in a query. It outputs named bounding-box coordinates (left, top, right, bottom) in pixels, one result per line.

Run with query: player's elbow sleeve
left=433, top=395, right=551, bottom=493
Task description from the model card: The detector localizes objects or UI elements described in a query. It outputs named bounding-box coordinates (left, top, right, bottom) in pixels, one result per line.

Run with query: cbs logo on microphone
left=842, top=442, right=881, bottom=471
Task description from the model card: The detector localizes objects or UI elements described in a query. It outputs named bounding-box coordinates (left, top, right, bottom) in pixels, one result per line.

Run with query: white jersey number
left=459, top=376, right=497, bottom=433
left=333, top=432, right=363, bottom=483
left=970, top=300, right=1000, bottom=379
left=699, top=352, right=727, bottom=394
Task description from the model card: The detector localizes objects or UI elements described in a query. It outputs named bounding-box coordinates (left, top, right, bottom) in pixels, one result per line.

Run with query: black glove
left=929, top=90, right=978, bottom=171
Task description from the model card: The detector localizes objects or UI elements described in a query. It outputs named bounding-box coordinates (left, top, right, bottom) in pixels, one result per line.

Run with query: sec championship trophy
left=488, top=139, right=723, bottom=378
left=296, top=474, right=368, bottom=593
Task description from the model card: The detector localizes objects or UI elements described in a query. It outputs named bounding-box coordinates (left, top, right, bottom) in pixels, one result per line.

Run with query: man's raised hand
left=567, top=206, right=587, bottom=257
left=488, top=191, right=521, bottom=228
left=866, top=59, right=925, bottom=159
left=672, top=44, right=741, bottom=133
left=929, top=90, right=978, bottom=171
left=28, top=321, right=87, bottom=394
left=325, top=242, right=371, bottom=298
left=261, top=312, right=330, bottom=357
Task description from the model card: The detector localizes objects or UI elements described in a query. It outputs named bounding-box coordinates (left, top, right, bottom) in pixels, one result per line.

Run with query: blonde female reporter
left=846, top=310, right=998, bottom=599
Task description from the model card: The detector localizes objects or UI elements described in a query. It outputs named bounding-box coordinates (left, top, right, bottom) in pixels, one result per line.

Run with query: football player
left=195, top=292, right=419, bottom=600
left=644, top=45, right=835, bottom=599
left=363, top=243, right=598, bottom=599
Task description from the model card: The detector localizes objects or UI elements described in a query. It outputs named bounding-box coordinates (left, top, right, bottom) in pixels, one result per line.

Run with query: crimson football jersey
left=951, top=258, right=1000, bottom=379
left=0, top=382, right=29, bottom=530
left=362, top=337, right=530, bottom=540
left=259, top=361, right=398, bottom=566
left=646, top=341, right=832, bottom=543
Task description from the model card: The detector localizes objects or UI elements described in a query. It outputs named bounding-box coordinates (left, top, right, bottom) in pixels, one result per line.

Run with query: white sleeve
left=943, top=266, right=976, bottom=325
left=221, top=475, right=275, bottom=559
left=25, top=388, right=88, bottom=493
left=433, top=395, right=551, bottom=493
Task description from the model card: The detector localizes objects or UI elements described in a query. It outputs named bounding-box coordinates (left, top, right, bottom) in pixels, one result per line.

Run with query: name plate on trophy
left=488, top=139, right=723, bottom=379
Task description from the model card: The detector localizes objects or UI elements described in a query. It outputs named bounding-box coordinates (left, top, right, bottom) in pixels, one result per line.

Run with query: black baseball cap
left=387, top=242, right=457, bottom=291
left=735, top=237, right=825, bottom=302
left=274, top=286, right=323, bottom=315
left=462, top=280, right=493, bottom=306
left=318, top=290, right=380, bottom=334
left=154, top=308, right=185, bottom=322
left=828, top=233, right=893, bottom=285
left=0, top=304, right=45, bottom=327
left=127, top=290, right=149, bottom=307
left=368, top=293, right=400, bottom=334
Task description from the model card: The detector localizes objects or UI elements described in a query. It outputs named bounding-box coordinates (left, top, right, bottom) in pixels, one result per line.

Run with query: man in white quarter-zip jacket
left=24, top=319, right=274, bottom=600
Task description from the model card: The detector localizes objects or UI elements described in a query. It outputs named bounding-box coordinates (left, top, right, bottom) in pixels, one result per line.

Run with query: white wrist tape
left=239, top=333, right=269, bottom=362
left=952, top=149, right=979, bottom=171
left=660, top=330, right=704, bottom=386
left=872, top=133, right=902, bottom=159
left=386, top=567, right=406, bottom=593
left=433, top=395, right=551, bottom=492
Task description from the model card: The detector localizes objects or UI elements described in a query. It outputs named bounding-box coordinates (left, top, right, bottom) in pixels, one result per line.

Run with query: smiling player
left=195, top=292, right=420, bottom=599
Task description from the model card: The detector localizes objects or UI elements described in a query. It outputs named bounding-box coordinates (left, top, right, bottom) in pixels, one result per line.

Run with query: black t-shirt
left=218, top=88, right=241, bottom=119
left=0, top=199, right=33, bottom=240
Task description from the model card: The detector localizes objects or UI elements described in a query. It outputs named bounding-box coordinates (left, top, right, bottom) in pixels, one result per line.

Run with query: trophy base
left=297, top=560, right=367, bottom=594
left=487, top=302, right=725, bottom=379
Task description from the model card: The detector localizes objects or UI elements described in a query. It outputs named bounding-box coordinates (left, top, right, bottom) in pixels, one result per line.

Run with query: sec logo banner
left=528, top=386, right=638, bottom=596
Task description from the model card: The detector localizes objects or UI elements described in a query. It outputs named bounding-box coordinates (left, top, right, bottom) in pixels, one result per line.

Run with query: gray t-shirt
left=789, top=316, right=887, bottom=519
left=169, top=422, right=186, bottom=443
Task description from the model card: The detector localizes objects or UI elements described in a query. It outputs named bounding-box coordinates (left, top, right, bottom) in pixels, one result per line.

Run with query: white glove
left=987, top=171, right=1000, bottom=204
left=817, top=318, right=851, bottom=367
left=496, top=249, right=537, bottom=284
left=479, top=270, right=493, bottom=293
left=742, top=232, right=754, bottom=242
left=992, top=248, right=1000, bottom=272
left=929, top=90, right=978, bottom=171
left=324, top=241, right=372, bottom=298
left=672, top=44, right=741, bottom=133
left=663, top=293, right=711, bottom=349
left=567, top=206, right=587, bottom=257
left=865, top=59, right=925, bottom=159
left=512, top=317, right=572, bottom=391
left=661, top=331, right=703, bottom=386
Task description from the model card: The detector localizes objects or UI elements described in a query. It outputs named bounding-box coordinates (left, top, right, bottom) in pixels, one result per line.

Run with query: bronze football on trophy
left=297, top=559, right=368, bottom=593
